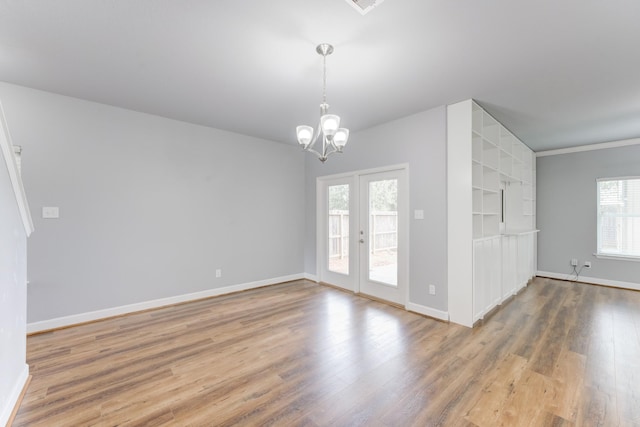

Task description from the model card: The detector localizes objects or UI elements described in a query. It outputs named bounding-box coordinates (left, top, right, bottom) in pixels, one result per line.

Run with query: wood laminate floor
left=13, top=277, right=640, bottom=426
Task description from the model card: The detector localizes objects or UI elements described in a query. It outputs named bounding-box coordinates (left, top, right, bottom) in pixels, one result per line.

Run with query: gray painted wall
left=304, top=106, right=448, bottom=311
left=0, top=137, right=28, bottom=424
left=0, top=82, right=305, bottom=323
left=537, top=144, right=640, bottom=284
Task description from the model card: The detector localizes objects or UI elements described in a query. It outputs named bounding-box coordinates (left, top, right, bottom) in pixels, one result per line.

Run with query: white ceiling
left=1, top=0, right=639, bottom=152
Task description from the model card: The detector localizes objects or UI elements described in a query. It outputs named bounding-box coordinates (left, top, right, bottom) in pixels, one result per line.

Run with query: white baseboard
left=405, top=302, right=449, bottom=322
left=27, top=273, right=308, bottom=333
left=536, top=271, right=640, bottom=291
left=303, top=272, right=319, bottom=282
left=0, top=363, right=29, bottom=427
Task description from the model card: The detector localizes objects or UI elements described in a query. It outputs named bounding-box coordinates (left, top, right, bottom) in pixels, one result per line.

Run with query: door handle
left=359, top=239, right=364, bottom=243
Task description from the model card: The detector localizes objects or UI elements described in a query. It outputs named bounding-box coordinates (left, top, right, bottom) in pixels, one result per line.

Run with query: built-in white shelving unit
left=447, top=99, right=537, bottom=328
left=470, top=102, right=536, bottom=238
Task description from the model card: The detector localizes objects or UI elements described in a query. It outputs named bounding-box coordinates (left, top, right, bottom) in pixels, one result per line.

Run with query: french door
left=358, top=170, right=407, bottom=304
left=317, top=176, right=357, bottom=291
left=317, top=167, right=408, bottom=306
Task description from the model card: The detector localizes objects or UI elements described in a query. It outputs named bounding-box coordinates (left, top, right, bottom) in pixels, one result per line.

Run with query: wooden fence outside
left=328, top=210, right=397, bottom=259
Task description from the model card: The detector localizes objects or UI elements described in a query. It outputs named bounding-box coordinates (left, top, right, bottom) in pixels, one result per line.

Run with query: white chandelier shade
left=296, top=44, right=349, bottom=163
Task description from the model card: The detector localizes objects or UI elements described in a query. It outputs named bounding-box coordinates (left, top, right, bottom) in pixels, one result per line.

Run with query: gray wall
left=0, top=136, right=28, bottom=424
left=0, top=82, right=306, bottom=323
left=304, top=106, right=448, bottom=311
left=537, top=144, right=640, bottom=284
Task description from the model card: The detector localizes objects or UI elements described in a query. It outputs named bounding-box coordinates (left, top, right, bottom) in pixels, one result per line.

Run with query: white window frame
left=596, top=176, right=640, bottom=261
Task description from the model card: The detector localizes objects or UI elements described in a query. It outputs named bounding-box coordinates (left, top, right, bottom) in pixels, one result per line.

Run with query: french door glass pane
left=328, top=184, right=349, bottom=275
left=368, top=179, right=398, bottom=286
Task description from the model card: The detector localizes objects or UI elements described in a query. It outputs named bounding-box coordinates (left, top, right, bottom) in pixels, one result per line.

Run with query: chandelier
left=296, top=43, right=349, bottom=163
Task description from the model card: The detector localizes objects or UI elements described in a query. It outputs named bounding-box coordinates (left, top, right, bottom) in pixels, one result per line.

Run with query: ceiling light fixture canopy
left=296, top=43, right=349, bottom=163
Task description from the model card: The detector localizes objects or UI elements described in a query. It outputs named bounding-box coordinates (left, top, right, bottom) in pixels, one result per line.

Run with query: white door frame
left=316, top=164, right=409, bottom=306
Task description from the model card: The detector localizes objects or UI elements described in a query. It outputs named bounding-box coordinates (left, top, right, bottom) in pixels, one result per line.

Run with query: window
left=597, top=177, right=640, bottom=258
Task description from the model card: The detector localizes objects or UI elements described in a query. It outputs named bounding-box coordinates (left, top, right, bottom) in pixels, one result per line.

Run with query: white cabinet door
left=482, top=240, right=493, bottom=317
left=501, top=236, right=517, bottom=300
left=473, top=236, right=501, bottom=322
left=516, top=233, right=534, bottom=290
left=490, top=237, right=502, bottom=307
left=473, top=240, right=484, bottom=322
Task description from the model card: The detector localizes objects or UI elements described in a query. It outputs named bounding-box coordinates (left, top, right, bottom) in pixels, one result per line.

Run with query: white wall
left=0, top=116, right=29, bottom=427
left=0, top=81, right=448, bottom=333
left=537, top=143, right=640, bottom=289
left=304, top=106, right=448, bottom=314
left=0, top=82, right=306, bottom=325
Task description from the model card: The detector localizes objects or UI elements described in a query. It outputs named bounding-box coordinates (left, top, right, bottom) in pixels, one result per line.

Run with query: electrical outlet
left=429, top=285, right=436, bottom=295
left=570, top=258, right=578, bottom=267
left=584, top=261, right=591, bottom=268
left=215, top=269, right=222, bottom=278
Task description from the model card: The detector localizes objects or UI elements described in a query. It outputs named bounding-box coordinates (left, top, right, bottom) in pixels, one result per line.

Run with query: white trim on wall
left=0, top=101, right=33, bottom=236
left=536, top=137, right=640, bottom=157
left=303, top=272, right=319, bottom=282
left=27, top=274, right=307, bottom=333
left=405, top=302, right=449, bottom=322
left=0, top=363, right=28, bottom=427
left=537, top=270, right=640, bottom=292
left=314, top=163, right=410, bottom=182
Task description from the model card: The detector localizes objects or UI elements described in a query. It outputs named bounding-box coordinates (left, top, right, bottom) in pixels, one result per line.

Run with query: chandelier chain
left=322, top=52, right=327, bottom=105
